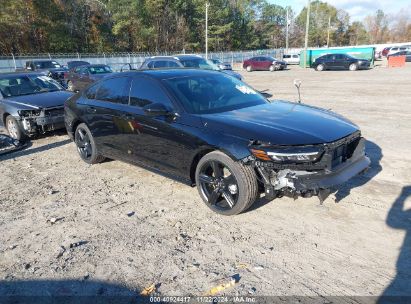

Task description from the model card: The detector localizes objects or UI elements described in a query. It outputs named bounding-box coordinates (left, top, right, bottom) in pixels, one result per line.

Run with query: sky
left=268, top=0, right=411, bottom=21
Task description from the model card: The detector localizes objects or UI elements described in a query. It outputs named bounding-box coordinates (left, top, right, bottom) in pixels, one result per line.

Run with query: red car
left=243, top=56, right=287, bottom=72
left=381, top=47, right=391, bottom=57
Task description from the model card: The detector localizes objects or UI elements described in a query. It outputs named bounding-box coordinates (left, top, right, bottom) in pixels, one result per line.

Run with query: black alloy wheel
left=195, top=151, right=258, bottom=215
left=198, top=160, right=239, bottom=211
left=74, top=123, right=105, bottom=164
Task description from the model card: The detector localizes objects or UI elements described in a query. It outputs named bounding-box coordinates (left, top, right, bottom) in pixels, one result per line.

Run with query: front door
left=120, top=75, right=201, bottom=178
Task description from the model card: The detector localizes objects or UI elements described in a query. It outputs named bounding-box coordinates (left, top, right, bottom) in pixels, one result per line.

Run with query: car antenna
left=294, top=79, right=302, bottom=103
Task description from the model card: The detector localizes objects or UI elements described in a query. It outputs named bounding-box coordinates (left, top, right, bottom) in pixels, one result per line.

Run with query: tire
left=316, top=64, right=325, bottom=71
left=5, top=116, right=25, bottom=140
left=195, top=151, right=258, bottom=216
left=349, top=63, right=358, bottom=71
left=67, top=80, right=74, bottom=91
left=246, top=65, right=252, bottom=72
left=74, top=123, right=105, bottom=164
left=269, top=65, right=275, bottom=72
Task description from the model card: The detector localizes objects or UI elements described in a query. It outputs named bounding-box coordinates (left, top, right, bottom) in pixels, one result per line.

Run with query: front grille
left=44, top=107, right=64, bottom=117
left=331, top=136, right=361, bottom=168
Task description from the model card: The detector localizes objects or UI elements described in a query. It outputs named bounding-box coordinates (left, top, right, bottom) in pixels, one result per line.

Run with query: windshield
left=34, top=61, right=61, bottom=69
left=89, top=66, right=113, bottom=74
left=0, top=75, right=62, bottom=97
left=163, top=73, right=268, bottom=114
left=179, top=58, right=220, bottom=71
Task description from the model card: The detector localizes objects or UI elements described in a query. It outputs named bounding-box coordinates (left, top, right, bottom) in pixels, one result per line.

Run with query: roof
left=119, top=68, right=223, bottom=80
left=0, top=72, right=44, bottom=79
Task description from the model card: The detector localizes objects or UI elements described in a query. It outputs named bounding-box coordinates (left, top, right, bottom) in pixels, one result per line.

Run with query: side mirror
left=143, top=103, right=170, bottom=117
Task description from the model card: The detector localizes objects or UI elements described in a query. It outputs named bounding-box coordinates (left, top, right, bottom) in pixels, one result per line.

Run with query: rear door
left=80, top=76, right=132, bottom=158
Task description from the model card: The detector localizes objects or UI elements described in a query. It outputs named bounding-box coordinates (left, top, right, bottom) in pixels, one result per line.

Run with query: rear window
left=88, top=66, right=113, bottom=74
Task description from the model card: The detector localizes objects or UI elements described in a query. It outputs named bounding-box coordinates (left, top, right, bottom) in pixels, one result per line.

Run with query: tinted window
left=335, top=54, right=345, bottom=60
left=283, top=55, right=291, bottom=59
left=163, top=73, right=268, bottom=114
left=129, top=77, right=172, bottom=108
left=153, top=60, right=180, bottom=68
left=96, top=77, right=129, bottom=104
left=85, top=83, right=99, bottom=99
left=88, top=65, right=113, bottom=74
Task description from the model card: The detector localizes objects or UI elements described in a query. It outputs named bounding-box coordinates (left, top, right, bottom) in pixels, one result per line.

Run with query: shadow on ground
left=334, top=140, right=382, bottom=202
left=378, top=185, right=411, bottom=303
left=0, top=279, right=146, bottom=304
left=0, top=138, right=71, bottom=162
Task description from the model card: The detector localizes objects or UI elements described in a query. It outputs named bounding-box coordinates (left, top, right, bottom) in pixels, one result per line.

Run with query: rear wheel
left=195, top=151, right=258, bottom=216
left=5, top=116, right=24, bottom=140
left=316, top=64, right=325, bottom=71
left=74, top=123, right=105, bottom=164
left=349, top=63, right=358, bottom=71
left=246, top=65, right=252, bottom=72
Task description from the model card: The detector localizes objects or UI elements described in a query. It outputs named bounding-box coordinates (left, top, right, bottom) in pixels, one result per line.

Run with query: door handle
left=87, top=106, right=97, bottom=113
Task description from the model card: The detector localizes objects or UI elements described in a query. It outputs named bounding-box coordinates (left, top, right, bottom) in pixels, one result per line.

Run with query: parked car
left=282, top=54, right=300, bottom=65
left=66, top=64, right=113, bottom=92
left=210, top=59, right=232, bottom=70
left=0, top=73, right=73, bottom=140
left=387, top=51, right=411, bottom=62
left=25, top=60, right=68, bottom=86
left=242, top=56, right=287, bottom=72
left=312, top=54, right=370, bottom=71
left=381, top=47, right=392, bottom=57
left=67, top=60, right=90, bottom=70
left=387, top=46, right=409, bottom=57
left=140, top=55, right=242, bottom=80
left=65, top=69, right=370, bottom=215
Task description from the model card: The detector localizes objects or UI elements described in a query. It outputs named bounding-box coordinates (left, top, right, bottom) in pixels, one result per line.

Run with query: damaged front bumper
left=248, top=132, right=371, bottom=202
left=18, top=107, right=65, bottom=136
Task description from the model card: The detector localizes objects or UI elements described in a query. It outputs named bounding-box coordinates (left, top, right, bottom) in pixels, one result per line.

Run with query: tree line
left=0, top=0, right=410, bottom=55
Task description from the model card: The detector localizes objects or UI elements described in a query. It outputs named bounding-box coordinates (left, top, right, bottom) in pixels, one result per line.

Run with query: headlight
left=251, top=146, right=323, bottom=163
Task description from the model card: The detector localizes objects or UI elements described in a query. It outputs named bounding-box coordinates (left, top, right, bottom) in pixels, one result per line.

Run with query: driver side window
left=129, top=76, right=173, bottom=109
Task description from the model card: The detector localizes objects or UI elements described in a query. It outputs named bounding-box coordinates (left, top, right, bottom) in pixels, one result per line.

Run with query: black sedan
left=65, top=69, right=370, bottom=215
left=312, top=54, right=370, bottom=71
left=66, top=64, right=113, bottom=92
left=0, top=73, right=73, bottom=140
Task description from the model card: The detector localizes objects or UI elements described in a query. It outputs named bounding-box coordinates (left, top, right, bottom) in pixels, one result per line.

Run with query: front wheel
left=195, top=151, right=258, bottom=216
left=269, top=65, right=276, bottom=72
left=74, top=123, right=105, bottom=164
left=349, top=63, right=358, bottom=71
left=316, top=64, right=325, bottom=71
left=5, top=116, right=24, bottom=140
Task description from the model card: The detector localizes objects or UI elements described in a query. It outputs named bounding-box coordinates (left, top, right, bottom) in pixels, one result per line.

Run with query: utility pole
left=327, top=15, right=331, bottom=47
left=303, top=0, right=311, bottom=68
left=285, top=8, right=289, bottom=53
left=205, top=2, right=210, bottom=59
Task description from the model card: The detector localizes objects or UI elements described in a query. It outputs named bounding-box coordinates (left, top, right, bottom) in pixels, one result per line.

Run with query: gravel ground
left=1, top=62, right=411, bottom=299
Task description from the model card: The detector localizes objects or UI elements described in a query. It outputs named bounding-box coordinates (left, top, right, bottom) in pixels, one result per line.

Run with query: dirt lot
left=1, top=63, right=411, bottom=299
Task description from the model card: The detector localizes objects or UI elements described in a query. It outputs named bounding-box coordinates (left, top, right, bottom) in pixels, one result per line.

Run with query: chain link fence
left=0, top=48, right=302, bottom=73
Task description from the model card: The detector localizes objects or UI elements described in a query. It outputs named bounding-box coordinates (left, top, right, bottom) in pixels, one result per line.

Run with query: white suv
left=283, top=54, right=300, bottom=65
left=387, top=46, right=410, bottom=57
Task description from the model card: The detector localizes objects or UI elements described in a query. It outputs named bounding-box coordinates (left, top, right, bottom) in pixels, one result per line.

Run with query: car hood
left=3, top=91, right=74, bottom=110
left=221, top=70, right=242, bottom=80
left=201, top=101, right=359, bottom=145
